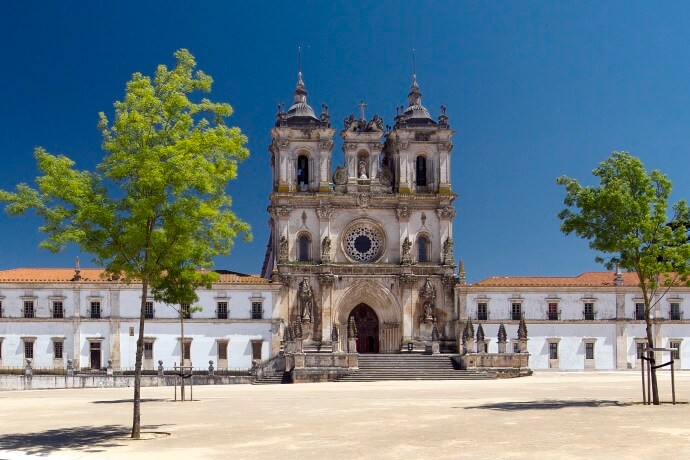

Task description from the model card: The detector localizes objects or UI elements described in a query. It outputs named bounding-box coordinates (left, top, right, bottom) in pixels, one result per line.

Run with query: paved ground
left=1, top=372, right=689, bottom=459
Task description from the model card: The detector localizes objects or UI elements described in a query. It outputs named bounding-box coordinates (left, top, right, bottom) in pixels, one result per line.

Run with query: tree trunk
left=131, top=278, right=149, bottom=438
left=180, top=310, right=185, bottom=401
left=645, top=317, right=660, bottom=405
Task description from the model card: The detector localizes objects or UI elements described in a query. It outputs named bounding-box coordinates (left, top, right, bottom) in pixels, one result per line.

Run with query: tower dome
left=284, top=71, right=319, bottom=125
left=397, top=74, right=436, bottom=126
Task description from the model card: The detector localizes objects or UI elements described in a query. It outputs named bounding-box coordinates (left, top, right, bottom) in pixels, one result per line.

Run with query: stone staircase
left=335, top=354, right=496, bottom=382
left=253, top=370, right=291, bottom=385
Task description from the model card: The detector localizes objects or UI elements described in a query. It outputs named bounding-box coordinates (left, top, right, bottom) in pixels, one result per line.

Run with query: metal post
left=173, top=362, right=177, bottom=402
left=647, top=345, right=654, bottom=405
left=640, top=353, right=646, bottom=405
left=671, top=351, right=676, bottom=405
left=190, top=362, right=193, bottom=401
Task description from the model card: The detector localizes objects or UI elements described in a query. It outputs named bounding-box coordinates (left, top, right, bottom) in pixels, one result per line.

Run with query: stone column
left=399, top=274, right=415, bottom=343
left=318, top=274, right=334, bottom=342
left=615, top=291, right=628, bottom=369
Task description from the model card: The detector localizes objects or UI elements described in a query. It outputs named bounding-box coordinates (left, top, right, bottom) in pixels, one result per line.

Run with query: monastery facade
left=0, top=73, right=687, bottom=374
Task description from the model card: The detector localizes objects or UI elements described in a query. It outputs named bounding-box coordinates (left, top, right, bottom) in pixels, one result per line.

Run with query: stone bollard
left=157, top=360, right=164, bottom=378
left=498, top=341, right=507, bottom=354
left=348, top=338, right=358, bottom=353
left=25, top=358, right=33, bottom=378
left=519, top=338, right=528, bottom=354
left=208, top=360, right=215, bottom=377
left=431, top=340, right=440, bottom=355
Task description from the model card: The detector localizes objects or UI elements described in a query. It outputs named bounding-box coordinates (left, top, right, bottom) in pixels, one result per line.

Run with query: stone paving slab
left=1, top=372, right=689, bottom=459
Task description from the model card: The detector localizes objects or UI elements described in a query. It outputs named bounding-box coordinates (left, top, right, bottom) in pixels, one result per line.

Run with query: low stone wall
left=0, top=374, right=251, bottom=391
left=286, top=352, right=358, bottom=383
left=456, top=353, right=530, bottom=371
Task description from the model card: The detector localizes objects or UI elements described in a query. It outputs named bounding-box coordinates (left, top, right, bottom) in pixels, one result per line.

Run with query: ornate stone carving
left=436, top=207, right=456, bottom=219
left=316, top=206, right=333, bottom=220
left=320, top=140, right=334, bottom=150
left=321, top=236, right=331, bottom=259
left=378, top=168, right=393, bottom=186
left=317, top=273, right=334, bottom=286
left=399, top=274, right=416, bottom=287
left=421, top=212, right=427, bottom=224
left=396, top=206, right=410, bottom=220
left=457, top=259, right=467, bottom=285
left=517, top=316, right=528, bottom=339
left=279, top=140, right=290, bottom=149
left=497, top=323, right=507, bottom=343
left=331, top=324, right=339, bottom=341
left=271, top=206, right=291, bottom=218
left=401, top=237, right=412, bottom=265
left=419, top=278, right=436, bottom=324
left=442, top=237, right=454, bottom=265
left=414, top=132, right=432, bottom=142
left=431, top=321, right=440, bottom=341
left=348, top=316, right=358, bottom=338
left=333, top=166, right=348, bottom=185
left=276, top=274, right=290, bottom=286
left=441, top=274, right=457, bottom=288
left=344, top=142, right=358, bottom=151
left=356, top=194, right=371, bottom=208
left=298, top=278, right=314, bottom=323
left=278, top=236, right=288, bottom=263
left=366, top=115, right=384, bottom=132
left=437, top=141, right=452, bottom=152
left=301, top=211, right=307, bottom=225
left=476, top=323, right=485, bottom=344
left=462, top=318, right=474, bottom=344
left=343, top=221, right=383, bottom=262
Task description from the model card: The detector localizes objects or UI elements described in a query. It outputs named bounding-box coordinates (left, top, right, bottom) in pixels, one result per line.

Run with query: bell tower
left=269, top=72, right=335, bottom=193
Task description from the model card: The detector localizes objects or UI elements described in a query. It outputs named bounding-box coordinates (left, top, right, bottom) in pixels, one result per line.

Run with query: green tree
left=557, top=151, right=690, bottom=405
left=0, top=49, right=250, bottom=436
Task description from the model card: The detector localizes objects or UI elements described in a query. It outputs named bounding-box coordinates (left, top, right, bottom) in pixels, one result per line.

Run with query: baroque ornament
left=333, top=166, right=348, bottom=185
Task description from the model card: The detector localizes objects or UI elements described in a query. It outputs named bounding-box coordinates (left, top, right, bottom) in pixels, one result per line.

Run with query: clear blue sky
left=2, top=1, right=690, bottom=282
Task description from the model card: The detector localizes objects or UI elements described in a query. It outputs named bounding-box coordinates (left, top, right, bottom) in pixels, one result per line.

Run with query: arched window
left=416, top=156, right=427, bottom=187
left=297, top=155, right=309, bottom=188
left=417, top=235, right=430, bottom=263
left=298, top=234, right=311, bottom=262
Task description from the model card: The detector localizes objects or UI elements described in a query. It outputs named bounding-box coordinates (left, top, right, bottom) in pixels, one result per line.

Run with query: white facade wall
left=462, top=287, right=690, bottom=371
left=0, top=281, right=280, bottom=371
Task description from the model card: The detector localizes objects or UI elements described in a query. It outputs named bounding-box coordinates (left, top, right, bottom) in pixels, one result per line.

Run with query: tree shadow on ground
left=92, top=398, right=167, bottom=404
left=462, top=399, right=632, bottom=411
left=0, top=424, right=167, bottom=455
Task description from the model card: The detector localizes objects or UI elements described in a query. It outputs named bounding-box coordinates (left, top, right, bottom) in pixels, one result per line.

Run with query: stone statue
left=358, top=158, right=368, bottom=179
left=331, top=324, right=339, bottom=342
left=279, top=236, right=288, bottom=263
left=419, top=278, right=436, bottom=323
left=442, top=237, right=454, bottom=263
left=401, top=237, right=412, bottom=264
left=298, top=278, right=314, bottom=322
left=321, top=235, right=331, bottom=256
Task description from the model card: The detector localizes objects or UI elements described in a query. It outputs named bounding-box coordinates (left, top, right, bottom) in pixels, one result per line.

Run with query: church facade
left=263, top=71, right=457, bottom=355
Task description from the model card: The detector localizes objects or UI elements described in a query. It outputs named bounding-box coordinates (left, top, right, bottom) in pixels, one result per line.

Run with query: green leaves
left=557, top=151, right=690, bottom=287
left=0, top=49, right=251, bottom=304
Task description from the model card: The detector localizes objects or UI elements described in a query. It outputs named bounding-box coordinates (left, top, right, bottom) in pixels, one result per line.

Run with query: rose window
left=344, top=223, right=384, bottom=263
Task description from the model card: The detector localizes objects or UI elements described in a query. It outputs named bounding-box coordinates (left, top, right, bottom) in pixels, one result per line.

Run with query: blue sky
left=1, top=1, right=690, bottom=282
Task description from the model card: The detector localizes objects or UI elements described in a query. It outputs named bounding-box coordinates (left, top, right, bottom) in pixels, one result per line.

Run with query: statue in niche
left=358, top=158, right=368, bottom=179
left=298, top=277, right=314, bottom=322
left=321, top=235, right=331, bottom=256
left=401, top=237, right=412, bottom=264
left=278, top=236, right=288, bottom=263
left=419, top=278, right=436, bottom=323
left=442, top=237, right=454, bottom=264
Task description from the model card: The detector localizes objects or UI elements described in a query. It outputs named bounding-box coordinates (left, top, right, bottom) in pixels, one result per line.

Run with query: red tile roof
left=0, top=268, right=269, bottom=285
left=473, top=271, right=641, bottom=287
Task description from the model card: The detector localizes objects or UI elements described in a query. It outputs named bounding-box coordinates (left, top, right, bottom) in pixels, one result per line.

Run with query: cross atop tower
left=358, top=100, right=367, bottom=121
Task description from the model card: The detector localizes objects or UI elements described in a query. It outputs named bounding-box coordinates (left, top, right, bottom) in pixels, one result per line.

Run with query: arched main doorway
left=349, top=303, right=379, bottom=353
